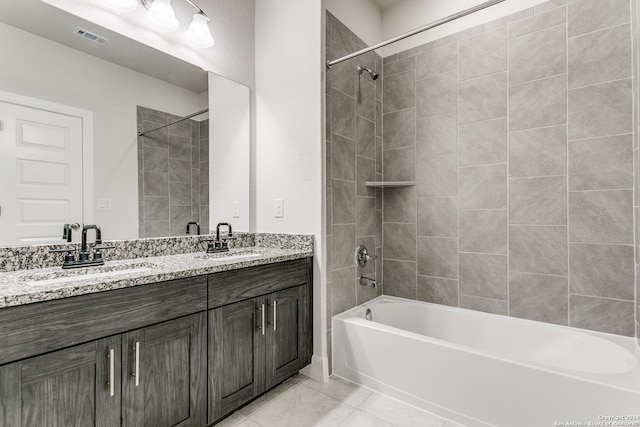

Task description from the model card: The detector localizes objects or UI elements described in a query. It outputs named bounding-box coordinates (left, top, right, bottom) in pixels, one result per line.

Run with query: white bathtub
left=332, top=296, right=640, bottom=426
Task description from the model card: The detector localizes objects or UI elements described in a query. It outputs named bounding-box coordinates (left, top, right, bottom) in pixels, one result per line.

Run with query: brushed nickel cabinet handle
left=108, top=348, right=115, bottom=397
left=133, top=341, right=140, bottom=387
left=273, top=300, right=277, bottom=331
left=257, top=304, right=265, bottom=336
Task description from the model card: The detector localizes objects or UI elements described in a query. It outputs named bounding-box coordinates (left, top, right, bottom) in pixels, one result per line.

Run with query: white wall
left=0, top=22, right=203, bottom=240
left=381, top=0, right=553, bottom=56
left=325, top=0, right=383, bottom=46
left=255, top=0, right=326, bottom=380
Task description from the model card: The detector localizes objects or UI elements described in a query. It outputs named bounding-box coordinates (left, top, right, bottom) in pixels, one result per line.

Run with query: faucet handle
left=49, top=248, right=77, bottom=267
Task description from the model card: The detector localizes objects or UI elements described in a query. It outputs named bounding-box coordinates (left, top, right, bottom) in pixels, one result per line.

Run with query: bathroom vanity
left=0, top=248, right=313, bottom=426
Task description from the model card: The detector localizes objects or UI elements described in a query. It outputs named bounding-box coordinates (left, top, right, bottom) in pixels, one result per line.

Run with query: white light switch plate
left=97, top=198, right=112, bottom=211
left=274, top=199, right=284, bottom=218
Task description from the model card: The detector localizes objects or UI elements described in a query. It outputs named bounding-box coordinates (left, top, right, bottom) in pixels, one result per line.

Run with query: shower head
left=357, top=65, right=379, bottom=80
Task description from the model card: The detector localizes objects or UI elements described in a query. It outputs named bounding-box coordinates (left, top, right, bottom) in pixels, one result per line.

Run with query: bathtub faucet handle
left=355, top=244, right=377, bottom=268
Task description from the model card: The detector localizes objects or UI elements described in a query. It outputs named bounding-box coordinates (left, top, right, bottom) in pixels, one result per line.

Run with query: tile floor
left=214, top=374, right=464, bottom=427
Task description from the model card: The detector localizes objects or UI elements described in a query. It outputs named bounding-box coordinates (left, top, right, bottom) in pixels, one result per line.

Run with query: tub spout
left=359, top=276, right=377, bottom=288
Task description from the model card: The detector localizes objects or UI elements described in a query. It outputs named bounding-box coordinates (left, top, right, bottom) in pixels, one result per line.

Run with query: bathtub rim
left=332, top=295, right=640, bottom=395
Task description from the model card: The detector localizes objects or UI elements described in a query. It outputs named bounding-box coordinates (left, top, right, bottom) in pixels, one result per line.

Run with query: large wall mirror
left=0, top=0, right=250, bottom=246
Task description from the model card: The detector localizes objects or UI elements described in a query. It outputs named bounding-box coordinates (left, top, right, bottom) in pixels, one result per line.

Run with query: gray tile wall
left=633, top=0, right=640, bottom=344
left=137, top=106, right=209, bottom=238
left=382, top=0, right=636, bottom=336
left=326, top=12, right=384, bottom=372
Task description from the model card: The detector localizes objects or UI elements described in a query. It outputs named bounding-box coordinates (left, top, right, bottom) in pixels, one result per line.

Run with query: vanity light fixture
left=140, top=0, right=214, bottom=47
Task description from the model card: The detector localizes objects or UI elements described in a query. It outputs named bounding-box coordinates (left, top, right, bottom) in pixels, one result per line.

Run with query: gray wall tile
left=383, top=109, right=416, bottom=149
left=384, top=186, right=416, bottom=223
left=568, top=134, right=633, bottom=190
left=168, top=136, right=191, bottom=160
left=330, top=87, right=356, bottom=139
left=384, top=55, right=416, bottom=76
left=169, top=182, right=191, bottom=206
left=383, top=147, right=416, bottom=181
left=331, top=224, right=357, bottom=270
left=332, top=267, right=357, bottom=315
left=508, top=6, right=566, bottom=39
left=458, top=72, right=507, bottom=123
left=459, top=118, right=507, bottom=166
left=384, top=223, right=417, bottom=261
left=509, top=225, right=568, bottom=275
left=417, top=155, right=458, bottom=197
left=383, top=260, right=417, bottom=298
left=356, top=156, right=376, bottom=197
left=570, top=243, right=634, bottom=299
left=357, top=78, right=376, bottom=122
left=508, top=24, right=566, bottom=85
left=509, top=272, right=568, bottom=325
left=568, top=0, right=630, bottom=37
left=509, top=74, right=567, bottom=131
left=459, top=209, right=507, bottom=254
left=416, top=42, right=457, bottom=80
left=459, top=253, right=508, bottom=299
left=169, top=206, right=191, bottom=230
left=416, top=113, right=458, bottom=158
left=568, top=79, right=632, bottom=139
left=143, top=146, right=169, bottom=172
left=459, top=27, right=507, bottom=81
left=459, top=295, right=508, bottom=315
left=356, top=197, right=377, bottom=237
left=332, top=179, right=356, bottom=224
left=169, top=159, right=191, bottom=183
left=509, top=126, right=567, bottom=177
left=568, top=24, right=631, bottom=89
left=144, top=197, right=169, bottom=221
left=570, top=294, right=634, bottom=336
left=331, top=134, right=355, bottom=181
left=459, top=164, right=507, bottom=209
left=509, top=176, right=567, bottom=225
left=144, top=171, right=168, bottom=197
left=569, top=189, right=633, bottom=244
left=383, top=69, right=416, bottom=113
left=418, top=196, right=458, bottom=237
left=416, top=71, right=458, bottom=118
left=417, top=236, right=458, bottom=279
left=356, top=117, right=375, bottom=160
left=417, top=276, right=459, bottom=306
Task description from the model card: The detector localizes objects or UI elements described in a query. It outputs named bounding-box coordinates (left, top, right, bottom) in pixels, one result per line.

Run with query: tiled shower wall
left=137, top=106, right=210, bottom=238
left=326, top=12, right=383, bottom=370
left=633, top=0, right=640, bottom=344
left=382, top=0, right=636, bottom=336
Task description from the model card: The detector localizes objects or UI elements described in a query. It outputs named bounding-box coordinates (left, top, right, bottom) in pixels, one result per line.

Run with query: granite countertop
left=0, top=247, right=312, bottom=309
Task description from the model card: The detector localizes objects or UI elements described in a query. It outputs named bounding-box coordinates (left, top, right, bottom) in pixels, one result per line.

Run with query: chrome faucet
left=202, top=222, right=234, bottom=253
left=186, top=221, right=201, bottom=235
left=50, top=224, right=113, bottom=269
left=359, top=276, right=378, bottom=288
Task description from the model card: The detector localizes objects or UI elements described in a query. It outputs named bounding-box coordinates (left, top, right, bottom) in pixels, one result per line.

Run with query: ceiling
left=0, top=0, right=207, bottom=92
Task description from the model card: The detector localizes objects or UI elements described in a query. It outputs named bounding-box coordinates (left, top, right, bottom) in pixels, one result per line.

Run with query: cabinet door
left=265, top=285, right=306, bottom=389
left=122, top=312, right=206, bottom=427
left=0, top=336, right=121, bottom=427
left=208, top=298, right=263, bottom=424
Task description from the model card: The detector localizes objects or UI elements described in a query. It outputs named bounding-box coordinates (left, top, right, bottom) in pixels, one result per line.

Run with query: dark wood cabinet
left=207, top=259, right=313, bottom=424
left=0, top=335, right=121, bottom=427
left=122, top=313, right=206, bottom=427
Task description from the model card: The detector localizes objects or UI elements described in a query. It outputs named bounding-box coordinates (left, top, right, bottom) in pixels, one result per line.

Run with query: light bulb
left=102, top=0, right=137, bottom=11
left=186, top=13, right=214, bottom=48
left=147, top=0, right=179, bottom=32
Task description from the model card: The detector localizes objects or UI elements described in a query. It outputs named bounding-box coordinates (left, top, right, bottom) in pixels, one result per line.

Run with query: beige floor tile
left=238, top=375, right=305, bottom=417
left=359, top=393, right=446, bottom=427
left=249, top=382, right=355, bottom=427
left=303, top=376, right=373, bottom=408
left=338, top=409, right=397, bottom=427
left=214, top=411, right=246, bottom=427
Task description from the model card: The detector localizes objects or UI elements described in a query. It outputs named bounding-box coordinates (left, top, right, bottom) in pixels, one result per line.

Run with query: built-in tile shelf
left=365, top=181, right=416, bottom=187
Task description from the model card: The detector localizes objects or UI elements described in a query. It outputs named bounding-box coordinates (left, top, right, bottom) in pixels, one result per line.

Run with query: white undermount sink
left=194, top=250, right=263, bottom=261
left=24, top=262, right=156, bottom=286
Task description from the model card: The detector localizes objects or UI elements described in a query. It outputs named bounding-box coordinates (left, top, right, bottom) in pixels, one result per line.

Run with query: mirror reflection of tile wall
left=137, top=106, right=209, bottom=238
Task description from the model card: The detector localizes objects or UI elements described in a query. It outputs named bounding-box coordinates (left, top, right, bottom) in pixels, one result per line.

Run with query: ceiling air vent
left=74, top=27, right=108, bottom=45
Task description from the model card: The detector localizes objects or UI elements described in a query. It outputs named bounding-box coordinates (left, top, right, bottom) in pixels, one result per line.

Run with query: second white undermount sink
left=24, top=262, right=156, bottom=286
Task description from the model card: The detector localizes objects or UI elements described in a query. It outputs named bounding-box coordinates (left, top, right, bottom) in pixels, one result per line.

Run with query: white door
left=0, top=101, right=83, bottom=246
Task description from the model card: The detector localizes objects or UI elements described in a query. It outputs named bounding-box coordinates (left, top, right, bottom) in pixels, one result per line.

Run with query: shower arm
left=326, top=0, right=505, bottom=69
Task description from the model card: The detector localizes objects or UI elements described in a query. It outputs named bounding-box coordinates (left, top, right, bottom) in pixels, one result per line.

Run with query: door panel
left=266, top=286, right=305, bottom=388
left=122, top=313, right=206, bottom=427
left=0, top=336, right=121, bottom=427
left=209, top=299, right=263, bottom=424
left=0, top=101, right=83, bottom=245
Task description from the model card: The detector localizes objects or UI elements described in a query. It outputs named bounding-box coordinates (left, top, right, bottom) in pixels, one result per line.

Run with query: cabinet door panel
left=266, top=286, right=305, bottom=388
left=209, top=299, right=263, bottom=424
left=122, top=313, right=206, bottom=427
left=0, top=336, right=121, bottom=427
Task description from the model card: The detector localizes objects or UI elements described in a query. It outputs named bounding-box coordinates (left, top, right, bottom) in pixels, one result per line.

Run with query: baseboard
left=300, top=354, right=329, bottom=382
